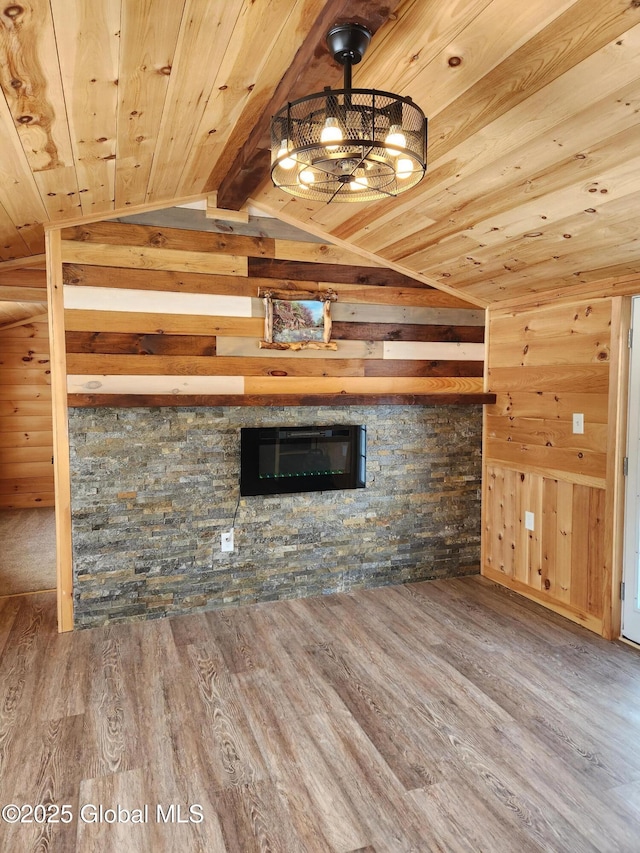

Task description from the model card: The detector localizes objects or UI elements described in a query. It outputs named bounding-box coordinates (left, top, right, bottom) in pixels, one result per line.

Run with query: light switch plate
left=525, top=511, right=535, bottom=531
left=572, top=413, right=584, bottom=434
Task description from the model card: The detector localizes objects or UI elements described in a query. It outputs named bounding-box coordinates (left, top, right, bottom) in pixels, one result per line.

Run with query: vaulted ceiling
left=1, top=0, right=640, bottom=315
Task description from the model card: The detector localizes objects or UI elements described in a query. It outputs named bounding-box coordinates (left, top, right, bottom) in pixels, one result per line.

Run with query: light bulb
left=396, top=157, right=413, bottom=179
left=277, top=139, right=296, bottom=170
left=320, top=116, right=343, bottom=150
left=385, top=124, right=406, bottom=155
left=349, top=174, right=369, bottom=191
left=298, top=168, right=315, bottom=186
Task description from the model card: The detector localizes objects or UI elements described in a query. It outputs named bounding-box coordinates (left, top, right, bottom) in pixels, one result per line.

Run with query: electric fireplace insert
left=240, top=425, right=366, bottom=496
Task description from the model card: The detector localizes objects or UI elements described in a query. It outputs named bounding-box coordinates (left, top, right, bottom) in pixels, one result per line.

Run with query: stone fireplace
left=68, top=404, right=482, bottom=628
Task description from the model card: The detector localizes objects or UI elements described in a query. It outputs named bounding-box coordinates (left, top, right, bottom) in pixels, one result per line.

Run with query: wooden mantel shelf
left=67, top=393, right=496, bottom=408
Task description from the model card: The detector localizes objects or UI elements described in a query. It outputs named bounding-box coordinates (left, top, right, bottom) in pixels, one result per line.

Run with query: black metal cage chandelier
left=270, top=23, right=427, bottom=203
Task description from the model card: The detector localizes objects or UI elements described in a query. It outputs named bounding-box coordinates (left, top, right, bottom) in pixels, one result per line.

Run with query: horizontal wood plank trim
left=364, top=360, right=484, bottom=378
left=482, top=565, right=603, bottom=634
left=489, top=334, right=610, bottom=367
left=247, top=256, right=451, bottom=291
left=67, top=392, right=497, bottom=408
left=0, top=400, right=52, bottom=416
left=64, top=352, right=484, bottom=379
left=0, top=387, right=51, bottom=401
left=488, top=391, right=609, bottom=424
left=0, top=269, right=46, bottom=288
left=0, top=352, right=50, bottom=369
left=0, top=493, right=54, bottom=509
left=0, top=460, right=54, bottom=480
left=60, top=222, right=383, bottom=267
left=60, top=241, right=248, bottom=276
left=61, top=221, right=274, bottom=258
left=0, top=415, right=55, bottom=433
left=244, top=376, right=485, bottom=395
left=331, top=321, right=485, bottom=342
left=331, top=303, right=485, bottom=326
left=215, top=337, right=383, bottom=360
left=489, top=300, right=611, bottom=336
left=485, top=414, right=608, bottom=453
left=0, top=369, right=51, bottom=386
left=0, top=430, right=53, bottom=449
left=0, top=475, right=55, bottom=495
left=0, top=286, right=48, bottom=302
left=383, top=341, right=485, bottom=361
left=273, top=239, right=381, bottom=268
left=0, top=446, right=54, bottom=464
left=65, top=354, right=369, bottom=378
left=62, top=263, right=473, bottom=309
left=67, top=375, right=244, bottom=396
left=488, top=364, right=609, bottom=393
left=64, top=309, right=262, bottom=337
left=485, top=438, right=606, bottom=481
left=65, top=332, right=217, bottom=356
left=64, top=286, right=252, bottom=318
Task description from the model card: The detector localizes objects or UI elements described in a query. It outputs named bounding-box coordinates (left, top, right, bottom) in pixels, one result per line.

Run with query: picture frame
left=259, top=288, right=338, bottom=351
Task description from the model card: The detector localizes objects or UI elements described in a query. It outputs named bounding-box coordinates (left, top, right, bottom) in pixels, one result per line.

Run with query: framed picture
left=259, top=288, right=338, bottom=351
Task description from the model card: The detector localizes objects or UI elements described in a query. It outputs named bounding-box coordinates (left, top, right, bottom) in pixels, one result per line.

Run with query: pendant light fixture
left=270, top=23, right=427, bottom=203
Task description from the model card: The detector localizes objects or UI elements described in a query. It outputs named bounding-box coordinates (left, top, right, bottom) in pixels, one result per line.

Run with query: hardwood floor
left=0, top=576, right=639, bottom=852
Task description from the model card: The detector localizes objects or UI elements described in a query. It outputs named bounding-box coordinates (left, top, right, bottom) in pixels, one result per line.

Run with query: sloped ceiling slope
left=1, top=0, right=640, bottom=308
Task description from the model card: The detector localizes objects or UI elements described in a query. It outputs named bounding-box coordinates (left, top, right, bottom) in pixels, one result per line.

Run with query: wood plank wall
left=0, top=320, right=54, bottom=508
left=482, top=297, right=622, bottom=636
left=58, top=221, right=487, bottom=405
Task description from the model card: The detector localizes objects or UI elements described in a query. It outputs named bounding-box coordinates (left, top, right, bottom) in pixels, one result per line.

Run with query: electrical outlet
left=572, top=413, right=584, bottom=434
left=221, top=529, right=234, bottom=552
left=525, top=511, right=535, bottom=531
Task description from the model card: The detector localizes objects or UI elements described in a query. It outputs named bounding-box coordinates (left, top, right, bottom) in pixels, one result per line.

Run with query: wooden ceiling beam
left=211, top=0, right=404, bottom=211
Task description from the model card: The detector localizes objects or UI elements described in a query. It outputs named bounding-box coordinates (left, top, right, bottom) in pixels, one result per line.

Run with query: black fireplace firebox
left=240, top=425, right=366, bottom=496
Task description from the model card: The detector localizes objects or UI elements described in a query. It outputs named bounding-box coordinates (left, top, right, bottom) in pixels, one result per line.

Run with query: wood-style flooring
left=0, top=576, right=639, bottom=852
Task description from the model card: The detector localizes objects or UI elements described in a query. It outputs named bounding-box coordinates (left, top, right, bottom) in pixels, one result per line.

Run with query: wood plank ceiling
left=0, top=0, right=640, bottom=310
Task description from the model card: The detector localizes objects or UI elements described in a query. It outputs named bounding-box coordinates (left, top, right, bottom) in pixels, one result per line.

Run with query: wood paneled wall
left=0, top=320, right=54, bottom=508
left=58, top=221, right=487, bottom=405
left=482, top=296, right=625, bottom=637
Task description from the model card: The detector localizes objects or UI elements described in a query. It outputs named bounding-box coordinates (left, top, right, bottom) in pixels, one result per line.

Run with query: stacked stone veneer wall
left=68, top=405, right=482, bottom=627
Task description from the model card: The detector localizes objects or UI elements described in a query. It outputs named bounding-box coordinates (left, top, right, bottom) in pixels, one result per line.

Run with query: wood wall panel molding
left=244, top=376, right=485, bottom=396
left=488, top=391, right=609, bottom=423
left=383, top=341, right=486, bottom=361
left=46, top=228, right=73, bottom=633
left=66, top=374, right=245, bottom=396
left=62, top=262, right=473, bottom=309
left=62, top=220, right=274, bottom=258
left=63, top=286, right=252, bottom=318
left=488, top=364, right=610, bottom=393
left=485, top=439, right=607, bottom=482
left=330, top=322, right=485, bottom=343
left=215, top=337, right=383, bottom=360
left=65, top=354, right=369, bottom=378
left=485, top=414, right=608, bottom=454
left=60, top=241, right=248, bottom=277
left=65, top=332, right=218, bottom=356
left=482, top=565, right=603, bottom=635
left=0, top=430, right=53, bottom=449
left=64, top=309, right=261, bottom=337
left=330, top=303, right=485, bottom=327
left=602, top=295, right=632, bottom=639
